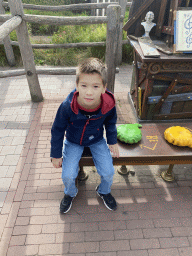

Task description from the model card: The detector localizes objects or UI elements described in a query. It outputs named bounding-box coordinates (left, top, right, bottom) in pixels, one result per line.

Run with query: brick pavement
left=0, top=64, right=192, bottom=256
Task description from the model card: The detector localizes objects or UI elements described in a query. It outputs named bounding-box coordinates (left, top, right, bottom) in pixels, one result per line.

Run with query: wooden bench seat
left=79, top=122, right=192, bottom=182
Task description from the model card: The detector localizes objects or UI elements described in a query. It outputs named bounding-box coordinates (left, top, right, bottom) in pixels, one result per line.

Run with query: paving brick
left=70, top=242, right=99, bottom=253
left=7, top=245, right=39, bottom=256
left=114, top=229, right=143, bottom=240
left=18, top=207, right=45, bottom=217
left=0, top=191, right=7, bottom=207
left=0, top=178, right=12, bottom=191
left=39, top=243, right=69, bottom=255
left=100, top=240, right=130, bottom=251
left=179, top=247, right=192, bottom=256
left=153, top=218, right=183, bottom=228
left=9, top=235, right=26, bottom=246
left=25, top=233, right=55, bottom=245
left=56, top=232, right=84, bottom=243
left=130, top=238, right=160, bottom=250
left=14, top=180, right=27, bottom=202
left=42, top=223, right=70, bottom=233
left=13, top=225, right=42, bottom=235
left=5, top=202, right=20, bottom=228
left=143, top=228, right=172, bottom=238
left=117, top=251, right=148, bottom=256
left=148, top=248, right=180, bottom=256
left=15, top=216, right=30, bottom=226
left=171, top=227, right=192, bottom=237
left=159, top=237, right=189, bottom=248
left=30, top=215, right=58, bottom=225
left=126, top=219, right=154, bottom=229
left=85, top=231, right=114, bottom=242
left=99, top=220, right=126, bottom=231
left=87, top=253, right=116, bottom=256
left=71, top=222, right=99, bottom=232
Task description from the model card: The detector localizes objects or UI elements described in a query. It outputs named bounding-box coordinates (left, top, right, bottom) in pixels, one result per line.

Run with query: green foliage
left=0, top=3, right=133, bottom=67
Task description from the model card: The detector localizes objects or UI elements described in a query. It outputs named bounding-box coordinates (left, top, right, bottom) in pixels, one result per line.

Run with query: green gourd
left=117, top=123, right=142, bottom=144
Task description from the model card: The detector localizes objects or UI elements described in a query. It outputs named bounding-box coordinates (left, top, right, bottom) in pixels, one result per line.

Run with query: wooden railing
left=0, top=0, right=130, bottom=102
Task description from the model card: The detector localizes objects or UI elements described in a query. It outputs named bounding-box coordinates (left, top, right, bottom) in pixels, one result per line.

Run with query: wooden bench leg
left=160, top=164, right=174, bottom=182
left=78, top=165, right=89, bottom=181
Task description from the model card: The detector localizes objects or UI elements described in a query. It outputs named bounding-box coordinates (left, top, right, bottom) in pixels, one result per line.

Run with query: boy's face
left=76, top=73, right=106, bottom=109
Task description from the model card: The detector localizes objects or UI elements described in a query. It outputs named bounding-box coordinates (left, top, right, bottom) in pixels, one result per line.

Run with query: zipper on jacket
left=79, top=116, right=103, bottom=145
left=80, top=119, right=90, bottom=145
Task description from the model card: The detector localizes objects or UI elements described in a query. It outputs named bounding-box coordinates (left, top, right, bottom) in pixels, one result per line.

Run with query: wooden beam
left=0, top=67, right=119, bottom=78
left=2, top=1, right=132, bottom=11
left=123, top=0, right=156, bottom=31
left=8, top=0, right=43, bottom=102
left=105, top=4, right=121, bottom=93
left=0, top=14, right=11, bottom=22
left=0, top=15, right=22, bottom=42
left=23, top=14, right=108, bottom=25
left=155, top=0, right=168, bottom=37
left=0, top=0, right=15, bottom=66
left=1, top=39, right=129, bottom=49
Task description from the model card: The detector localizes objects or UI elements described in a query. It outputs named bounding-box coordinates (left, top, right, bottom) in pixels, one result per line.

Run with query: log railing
left=0, top=0, right=129, bottom=102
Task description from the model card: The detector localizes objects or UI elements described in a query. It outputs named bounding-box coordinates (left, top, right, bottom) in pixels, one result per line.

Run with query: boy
left=51, top=58, right=119, bottom=213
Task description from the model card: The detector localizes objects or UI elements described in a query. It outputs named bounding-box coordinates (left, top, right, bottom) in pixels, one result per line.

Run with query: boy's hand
left=109, top=144, right=119, bottom=158
left=51, top=158, right=62, bottom=168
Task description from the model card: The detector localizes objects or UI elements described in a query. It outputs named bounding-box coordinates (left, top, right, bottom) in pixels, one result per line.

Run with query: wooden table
left=129, top=39, right=192, bottom=121
left=79, top=122, right=192, bottom=182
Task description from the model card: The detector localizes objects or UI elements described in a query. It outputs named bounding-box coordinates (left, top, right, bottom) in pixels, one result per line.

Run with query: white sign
left=175, top=10, right=192, bottom=52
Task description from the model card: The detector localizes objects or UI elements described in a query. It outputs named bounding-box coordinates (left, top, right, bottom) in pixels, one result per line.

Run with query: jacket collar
left=71, top=89, right=115, bottom=115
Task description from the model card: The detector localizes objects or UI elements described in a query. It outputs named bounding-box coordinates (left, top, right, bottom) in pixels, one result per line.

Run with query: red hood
left=71, top=89, right=116, bottom=115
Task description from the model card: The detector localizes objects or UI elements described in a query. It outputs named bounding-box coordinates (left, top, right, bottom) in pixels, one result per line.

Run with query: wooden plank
left=154, top=112, right=192, bottom=120
left=138, top=37, right=160, bottom=58
left=155, top=0, right=168, bottom=36
left=152, top=77, right=178, bottom=115
left=141, top=78, right=154, bottom=119
left=128, top=39, right=192, bottom=62
left=148, top=92, right=192, bottom=104
left=123, top=0, right=156, bottom=31
left=79, top=122, right=192, bottom=166
left=153, top=40, right=173, bottom=55
left=160, top=102, right=172, bottom=114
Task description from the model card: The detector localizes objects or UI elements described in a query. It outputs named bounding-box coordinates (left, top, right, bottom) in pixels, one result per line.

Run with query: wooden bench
left=79, top=122, right=192, bottom=182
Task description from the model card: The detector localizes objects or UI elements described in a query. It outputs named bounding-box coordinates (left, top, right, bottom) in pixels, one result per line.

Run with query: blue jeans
left=62, top=138, right=115, bottom=197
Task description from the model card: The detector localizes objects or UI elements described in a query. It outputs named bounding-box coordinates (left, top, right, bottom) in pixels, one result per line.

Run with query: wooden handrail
left=2, top=1, right=131, bottom=11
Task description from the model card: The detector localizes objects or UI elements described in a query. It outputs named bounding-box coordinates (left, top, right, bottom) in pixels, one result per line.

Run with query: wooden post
left=105, top=4, right=121, bottom=93
left=117, top=0, right=127, bottom=65
left=91, top=0, right=97, bottom=16
left=8, top=0, right=43, bottom=102
left=0, top=0, right=15, bottom=66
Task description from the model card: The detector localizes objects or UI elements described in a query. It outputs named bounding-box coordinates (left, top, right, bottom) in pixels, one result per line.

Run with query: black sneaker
left=96, top=186, right=117, bottom=211
left=60, top=195, right=74, bottom=213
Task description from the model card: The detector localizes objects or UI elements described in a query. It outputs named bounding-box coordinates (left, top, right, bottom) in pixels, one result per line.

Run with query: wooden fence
left=0, top=0, right=131, bottom=102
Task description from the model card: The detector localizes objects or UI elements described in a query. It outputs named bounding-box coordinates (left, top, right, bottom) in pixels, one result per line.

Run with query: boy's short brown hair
left=76, top=58, right=107, bottom=86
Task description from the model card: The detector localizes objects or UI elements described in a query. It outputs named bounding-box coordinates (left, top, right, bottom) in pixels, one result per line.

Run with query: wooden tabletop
left=129, top=39, right=192, bottom=63
left=80, top=122, right=192, bottom=166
